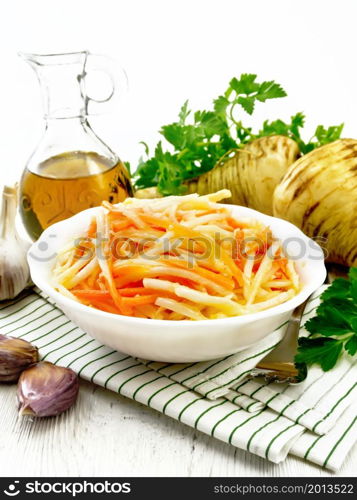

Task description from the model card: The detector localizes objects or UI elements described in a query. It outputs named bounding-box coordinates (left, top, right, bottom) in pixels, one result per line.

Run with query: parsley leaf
left=295, top=337, right=344, bottom=372
left=257, top=113, right=344, bottom=155
left=237, top=96, right=255, bottom=115
left=298, top=123, right=345, bottom=153
left=213, top=95, right=230, bottom=119
left=349, top=268, right=357, bottom=303
left=345, top=335, right=357, bottom=356
left=178, top=100, right=190, bottom=125
left=295, top=267, right=357, bottom=371
left=228, top=74, right=287, bottom=116
left=258, top=112, right=306, bottom=151
left=320, top=278, right=351, bottom=300
left=256, top=80, right=287, bottom=102
left=314, top=124, right=344, bottom=145
left=229, top=74, right=260, bottom=94
left=131, top=73, right=344, bottom=196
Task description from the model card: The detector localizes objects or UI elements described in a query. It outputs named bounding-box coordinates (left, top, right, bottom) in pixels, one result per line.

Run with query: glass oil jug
left=19, top=51, right=133, bottom=240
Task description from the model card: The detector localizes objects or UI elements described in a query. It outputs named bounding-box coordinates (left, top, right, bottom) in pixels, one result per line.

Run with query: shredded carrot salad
left=52, top=190, right=299, bottom=320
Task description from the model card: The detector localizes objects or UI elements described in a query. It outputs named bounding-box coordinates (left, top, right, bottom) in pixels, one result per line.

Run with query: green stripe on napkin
left=0, top=287, right=356, bottom=471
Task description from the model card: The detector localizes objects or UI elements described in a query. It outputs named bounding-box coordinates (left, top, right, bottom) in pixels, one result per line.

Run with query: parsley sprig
left=295, top=268, right=357, bottom=371
left=131, top=74, right=344, bottom=195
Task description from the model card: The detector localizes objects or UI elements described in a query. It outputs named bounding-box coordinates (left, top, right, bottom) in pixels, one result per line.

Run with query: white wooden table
left=1, top=380, right=356, bottom=477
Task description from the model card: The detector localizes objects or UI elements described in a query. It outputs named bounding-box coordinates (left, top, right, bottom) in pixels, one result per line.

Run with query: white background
left=1, top=0, right=357, bottom=185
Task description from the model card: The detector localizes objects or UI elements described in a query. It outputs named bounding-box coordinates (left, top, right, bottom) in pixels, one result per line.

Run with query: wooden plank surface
left=0, top=380, right=356, bottom=477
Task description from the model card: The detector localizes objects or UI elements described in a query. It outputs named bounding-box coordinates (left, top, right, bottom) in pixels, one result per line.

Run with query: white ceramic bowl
left=28, top=204, right=326, bottom=362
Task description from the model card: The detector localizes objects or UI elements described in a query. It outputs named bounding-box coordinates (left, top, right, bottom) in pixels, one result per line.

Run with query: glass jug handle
left=82, top=53, right=128, bottom=115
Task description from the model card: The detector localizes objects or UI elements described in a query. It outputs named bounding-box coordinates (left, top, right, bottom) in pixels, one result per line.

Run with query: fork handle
left=256, top=361, right=297, bottom=373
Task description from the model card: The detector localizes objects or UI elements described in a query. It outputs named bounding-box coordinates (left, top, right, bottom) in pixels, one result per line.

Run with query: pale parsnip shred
left=52, top=190, right=300, bottom=320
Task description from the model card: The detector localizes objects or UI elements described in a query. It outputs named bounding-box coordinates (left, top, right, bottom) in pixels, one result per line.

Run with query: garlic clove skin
left=0, top=334, right=39, bottom=382
left=17, top=362, right=79, bottom=417
left=0, top=185, right=31, bottom=301
left=0, top=243, right=30, bottom=300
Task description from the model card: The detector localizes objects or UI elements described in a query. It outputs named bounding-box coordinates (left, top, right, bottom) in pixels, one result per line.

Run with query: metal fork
left=248, top=298, right=310, bottom=384
left=248, top=263, right=349, bottom=384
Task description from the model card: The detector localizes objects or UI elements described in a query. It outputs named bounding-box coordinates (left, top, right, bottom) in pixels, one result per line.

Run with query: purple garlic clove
left=0, top=334, right=39, bottom=382
left=17, top=362, right=79, bottom=417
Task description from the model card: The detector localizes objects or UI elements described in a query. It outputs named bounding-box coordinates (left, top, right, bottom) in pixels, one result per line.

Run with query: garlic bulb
left=0, top=334, right=39, bottom=382
left=0, top=185, right=30, bottom=300
left=17, top=362, right=79, bottom=417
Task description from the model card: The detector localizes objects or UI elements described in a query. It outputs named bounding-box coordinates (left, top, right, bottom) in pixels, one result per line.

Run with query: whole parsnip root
left=273, top=139, right=357, bottom=267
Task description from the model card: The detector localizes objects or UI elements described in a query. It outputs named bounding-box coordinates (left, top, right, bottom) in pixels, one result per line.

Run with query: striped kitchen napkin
left=0, top=287, right=356, bottom=471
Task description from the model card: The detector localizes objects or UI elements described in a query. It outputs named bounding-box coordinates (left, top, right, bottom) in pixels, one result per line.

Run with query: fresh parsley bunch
left=295, top=268, right=357, bottom=371
left=131, top=73, right=344, bottom=195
